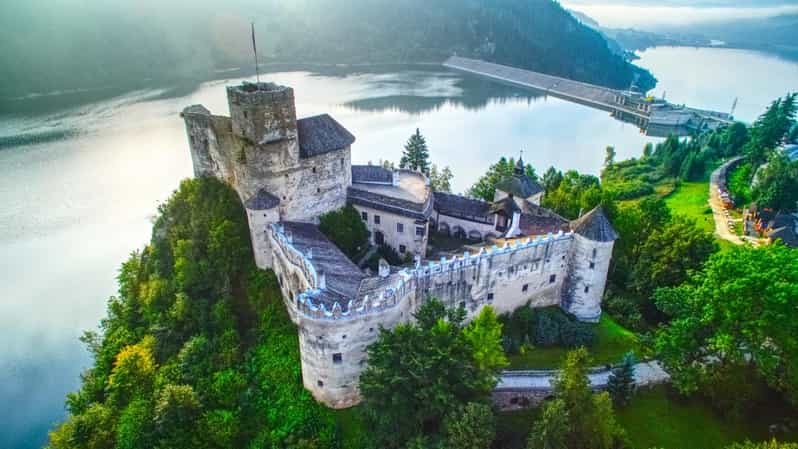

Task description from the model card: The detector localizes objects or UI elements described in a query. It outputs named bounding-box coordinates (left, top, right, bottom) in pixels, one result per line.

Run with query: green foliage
left=728, top=162, right=754, bottom=205
left=500, top=306, right=596, bottom=354
left=745, top=94, right=797, bottom=166
left=528, top=348, right=626, bottom=449
left=318, top=204, right=370, bottom=260
left=607, top=352, right=637, bottom=408
left=443, top=402, right=496, bottom=449
left=429, top=164, right=454, bottom=193
left=400, top=128, right=431, bottom=174
left=603, top=295, right=644, bottom=332
left=654, top=244, right=798, bottom=406
left=48, top=177, right=338, bottom=449
left=464, top=307, right=509, bottom=390
left=527, top=399, right=570, bottom=449
left=468, top=156, right=538, bottom=202
left=540, top=169, right=604, bottom=219
left=359, top=299, right=505, bottom=448
left=631, top=215, right=717, bottom=300
left=752, top=151, right=798, bottom=211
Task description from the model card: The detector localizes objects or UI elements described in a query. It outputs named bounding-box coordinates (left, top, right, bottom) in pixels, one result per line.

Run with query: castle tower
left=563, top=206, right=617, bottom=322
left=227, top=82, right=298, bottom=145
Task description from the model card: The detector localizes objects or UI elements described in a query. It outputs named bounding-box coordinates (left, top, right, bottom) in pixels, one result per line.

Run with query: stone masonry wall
left=352, top=203, right=429, bottom=257
left=268, top=224, right=576, bottom=407
left=562, top=234, right=614, bottom=322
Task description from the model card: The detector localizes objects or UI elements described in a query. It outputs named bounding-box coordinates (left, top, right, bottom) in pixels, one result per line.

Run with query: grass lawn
left=664, top=181, right=715, bottom=233
left=507, top=315, right=640, bottom=370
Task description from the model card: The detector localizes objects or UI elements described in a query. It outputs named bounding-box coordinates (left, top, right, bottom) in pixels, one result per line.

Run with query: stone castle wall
left=268, top=224, right=581, bottom=407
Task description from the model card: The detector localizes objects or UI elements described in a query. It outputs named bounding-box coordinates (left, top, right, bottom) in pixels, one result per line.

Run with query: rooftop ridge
left=270, top=223, right=574, bottom=321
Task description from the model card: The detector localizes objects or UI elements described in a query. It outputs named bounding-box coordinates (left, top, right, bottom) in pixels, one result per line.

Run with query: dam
left=443, top=56, right=734, bottom=137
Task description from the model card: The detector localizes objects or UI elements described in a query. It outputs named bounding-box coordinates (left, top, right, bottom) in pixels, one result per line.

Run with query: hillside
left=0, top=0, right=655, bottom=100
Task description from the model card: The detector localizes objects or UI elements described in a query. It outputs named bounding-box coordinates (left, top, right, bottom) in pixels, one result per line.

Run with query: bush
left=604, top=295, right=645, bottom=332
left=318, top=205, right=369, bottom=260
left=502, top=306, right=596, bottom=350
left=559, top=320, right=596, bottom=348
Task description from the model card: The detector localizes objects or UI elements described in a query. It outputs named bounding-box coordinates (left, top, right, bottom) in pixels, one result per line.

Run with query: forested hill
left=0, top=0, right=654, bottom=100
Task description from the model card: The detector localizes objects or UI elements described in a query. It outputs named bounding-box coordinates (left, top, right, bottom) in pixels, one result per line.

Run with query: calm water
left=1, top=46, right=796, bottom=448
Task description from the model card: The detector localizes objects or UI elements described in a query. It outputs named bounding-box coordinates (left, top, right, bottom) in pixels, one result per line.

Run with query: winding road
left=709, top=157, right=746, bottom=245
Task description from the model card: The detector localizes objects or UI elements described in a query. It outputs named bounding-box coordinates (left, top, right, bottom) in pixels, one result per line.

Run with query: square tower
left=227, top=82, right=298, bottom=145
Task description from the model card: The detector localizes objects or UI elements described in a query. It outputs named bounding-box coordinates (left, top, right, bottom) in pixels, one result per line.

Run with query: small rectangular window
left=522, top=284, right=529, bottom=292
left=374, top=215, right=381, bottom=224
left=487, top=293, right=494, bottom=301
left=317, top=380, right=324, bottom=387
left=549, top=274, right=556, bottom=284
left=399, top=245, right=406, bottom=253
left=589, top=262, right=596, bottom=269
left=361, top=211, right=368, bottom=221
left=416, top=226, right=425, bottom=236
left=333, top=353, right=343, bottom=364
left=397, top=223, right=404, bottom=233
left=584, top=286, right=590, bottom=293
left=592, top=248, right=597, bottom=258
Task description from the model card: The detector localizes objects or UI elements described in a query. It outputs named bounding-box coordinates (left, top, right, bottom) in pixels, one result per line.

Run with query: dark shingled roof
left=244, top=188, right=280, bottom=210
left=570, top=206, right=618, bottom=242
left=433, top=192, right=493, bottom=224
left=347, top=187, right=433, bottom=220
left=297, top=114, right=355, bottom=158
left=520, top=213, right=569, bottom=236
left=495, top=174, right=544, bottom=199
left=490, top=196, right=522, bottom=215
left=768, top=213, right=798, bottom=247
left=352, top=165, right=393, bottom=184
left=280, top=221, right=366, bottom=308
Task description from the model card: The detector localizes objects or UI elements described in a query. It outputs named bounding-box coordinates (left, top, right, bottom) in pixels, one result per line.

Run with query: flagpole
left=251, top=22, right=260, bottom=85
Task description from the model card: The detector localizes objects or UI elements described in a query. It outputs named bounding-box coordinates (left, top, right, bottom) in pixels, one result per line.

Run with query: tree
left=463, top=307, right=508, bottom=391
left=318, top=205, right=370, bottom=260
left=443, top=402, right=496, bottom=449
left=360, top=300, right=504, bottom=448
left=655, top=245, right=798, bottom=406
left=752, top=152, right=798, bottom=212
left=429, top=164, right=454, bottom=192
left=468, top=157, right=538, bottom=202
left=607, top=352, right=636, bottom=407
left=604, top=146, right=616, bottom=167
left=400, top=128, right=430, bottom=174
left=530, top=348, right=626, bottom=449
left=722, top=122, right=749, bottom=157
left=527, top=398, right=570, bottom=449
left=542, top=166, right=564, bottom=192
left=49, top=178, right=339, bottom=449
left=642, top=142, right=653, bottom=159
left=631, top=215, right=717, bottom=300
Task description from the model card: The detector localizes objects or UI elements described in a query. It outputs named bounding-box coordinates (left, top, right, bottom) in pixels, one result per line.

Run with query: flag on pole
left=251, top=22, right=260, bottom=84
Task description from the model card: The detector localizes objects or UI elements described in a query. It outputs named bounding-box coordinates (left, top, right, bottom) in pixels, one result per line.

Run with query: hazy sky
left=562, top=1, right=798, bottom=28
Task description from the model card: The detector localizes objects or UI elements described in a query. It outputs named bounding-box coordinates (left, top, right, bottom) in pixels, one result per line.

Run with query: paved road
left=709, top=157, right=745, bottom=246
left=496, top=361, right=670, bottom=391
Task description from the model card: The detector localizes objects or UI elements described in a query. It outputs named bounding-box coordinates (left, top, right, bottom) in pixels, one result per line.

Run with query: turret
left=227, top=82, right=298, bottom=145
left=563, top=206, right=617, bottom=322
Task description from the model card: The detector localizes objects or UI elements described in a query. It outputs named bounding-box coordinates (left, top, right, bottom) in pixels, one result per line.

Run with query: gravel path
left=495, top=361, right=670, bottom=391
left=709, top=157, right=745, bottom=245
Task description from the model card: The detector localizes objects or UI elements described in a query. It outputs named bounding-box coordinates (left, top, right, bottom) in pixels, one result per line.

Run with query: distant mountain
left=0, top=0, right=655, bottom=101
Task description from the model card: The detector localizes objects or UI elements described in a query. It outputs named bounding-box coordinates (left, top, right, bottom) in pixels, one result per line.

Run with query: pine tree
left=400, top=128, right=430, bottom=174
left=607, top=352, right=636, bottom=408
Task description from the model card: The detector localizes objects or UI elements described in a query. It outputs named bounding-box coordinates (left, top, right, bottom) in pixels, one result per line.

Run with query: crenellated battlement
left=269, top=222, right=575, bottom=322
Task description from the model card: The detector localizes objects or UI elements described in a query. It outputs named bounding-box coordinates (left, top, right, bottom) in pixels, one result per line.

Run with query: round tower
left=563, top=206, right=617, bottom=322
left=227, top=82, right=297, bottom=145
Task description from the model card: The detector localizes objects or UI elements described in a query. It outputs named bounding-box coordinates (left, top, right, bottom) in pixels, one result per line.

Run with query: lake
left=1, top=46, right=796, bottom=449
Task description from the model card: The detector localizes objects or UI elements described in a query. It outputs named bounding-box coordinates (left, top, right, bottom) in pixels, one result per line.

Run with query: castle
left=181, top=81, right=617, bottom=408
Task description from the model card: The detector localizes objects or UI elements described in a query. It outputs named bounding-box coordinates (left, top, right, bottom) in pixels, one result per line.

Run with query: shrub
left=318, top=205, right=369, bottom=260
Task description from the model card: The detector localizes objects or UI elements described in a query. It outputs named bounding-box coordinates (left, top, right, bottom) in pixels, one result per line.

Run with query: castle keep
left=182, top=81, right=617, bottom=408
